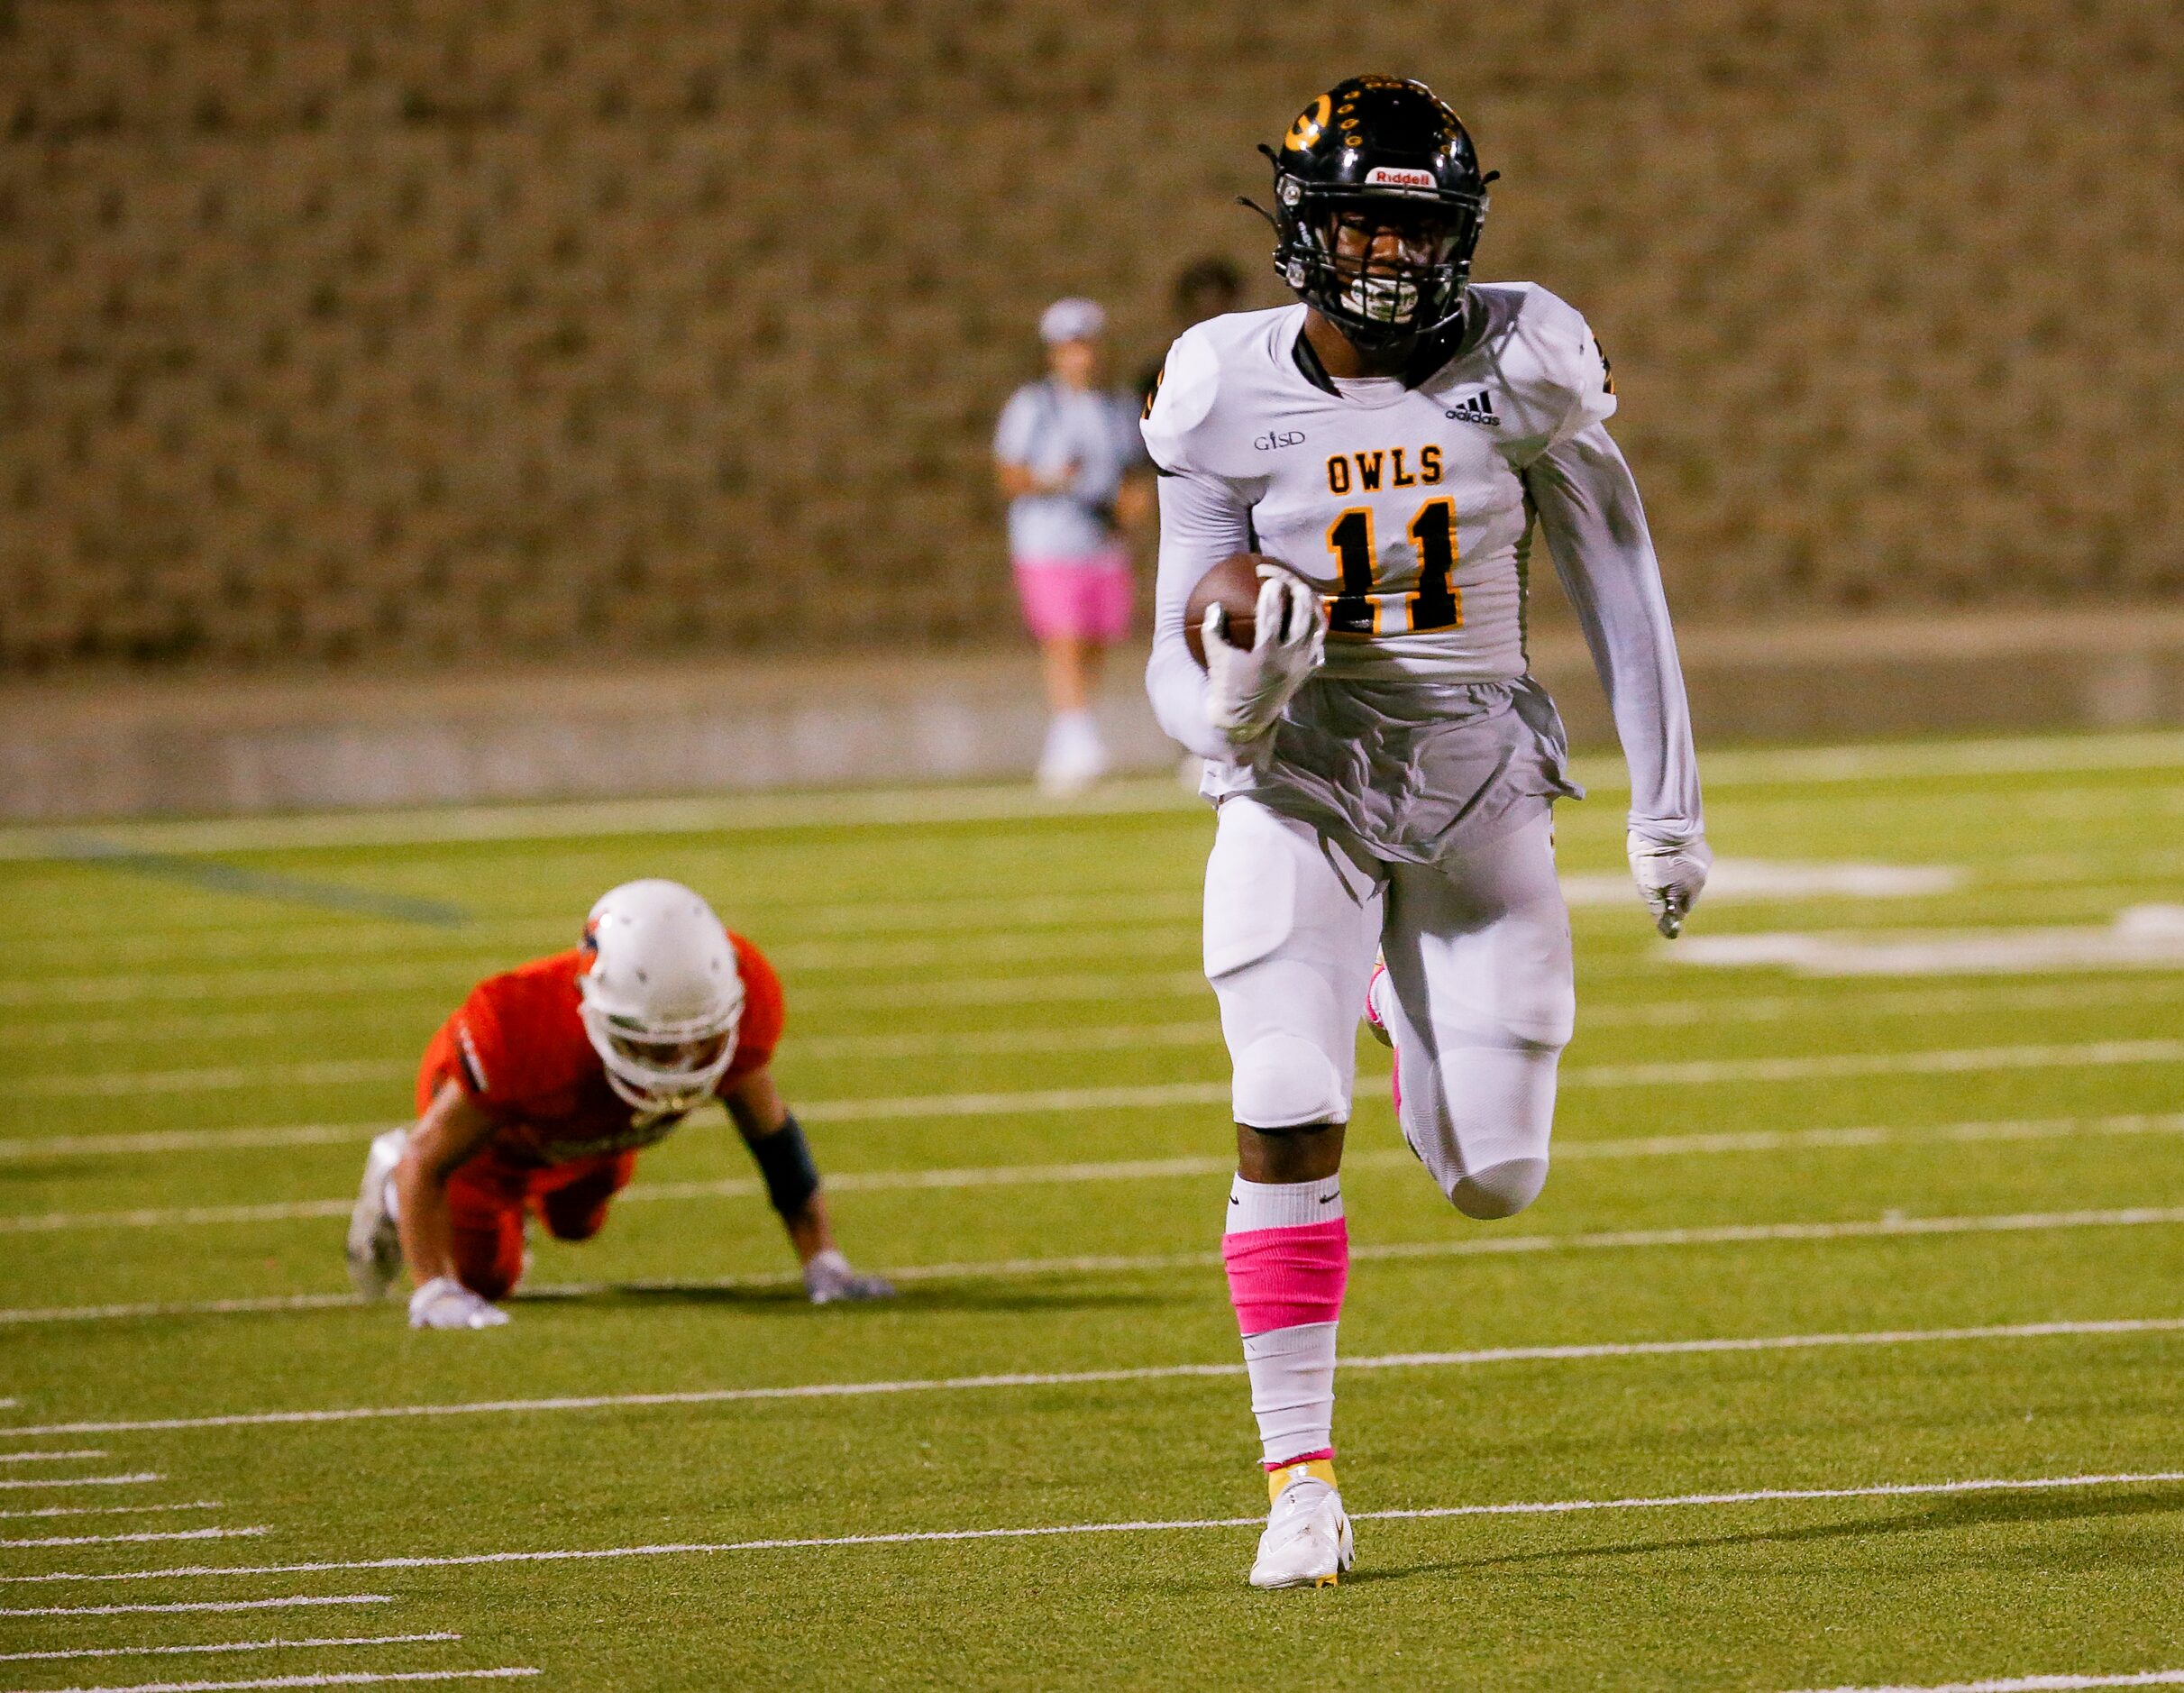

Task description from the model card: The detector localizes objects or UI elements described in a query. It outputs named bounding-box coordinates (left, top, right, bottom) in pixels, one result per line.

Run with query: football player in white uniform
left=1141, top=76, right=1710, bottom=1588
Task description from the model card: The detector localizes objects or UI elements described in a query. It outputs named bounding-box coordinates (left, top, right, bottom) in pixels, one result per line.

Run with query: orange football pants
left=443, top=1150, right=637, bottom=1302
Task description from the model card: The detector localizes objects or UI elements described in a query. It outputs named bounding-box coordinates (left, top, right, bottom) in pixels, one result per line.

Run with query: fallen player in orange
left=347, top=878, right=892, bottom=1328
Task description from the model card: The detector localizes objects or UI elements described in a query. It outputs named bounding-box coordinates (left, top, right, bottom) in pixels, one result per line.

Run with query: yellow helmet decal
left=1284, top=94, right=1331, bottom=152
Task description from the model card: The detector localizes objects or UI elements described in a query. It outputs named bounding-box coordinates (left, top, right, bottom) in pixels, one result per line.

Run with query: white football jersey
left=1141, top=285, right=1616, bottom=684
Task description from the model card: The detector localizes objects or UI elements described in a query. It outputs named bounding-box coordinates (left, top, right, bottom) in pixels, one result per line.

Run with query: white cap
left=1038, top=297, right=1106, bottom=344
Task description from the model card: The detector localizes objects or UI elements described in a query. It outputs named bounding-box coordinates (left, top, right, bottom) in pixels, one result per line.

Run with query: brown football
left=1183, top=553, right=1273, bottom=668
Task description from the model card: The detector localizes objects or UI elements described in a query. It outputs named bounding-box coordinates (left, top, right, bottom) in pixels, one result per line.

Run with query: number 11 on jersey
left=1325, top=498, right=1463, bottom=637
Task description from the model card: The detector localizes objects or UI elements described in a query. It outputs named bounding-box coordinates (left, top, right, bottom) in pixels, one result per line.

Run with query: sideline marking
left=0, top=777, right=1203, bottom=862
left=1786, top=1675, right=2184, bottom=1692
left=1677, top=907, right=2184, bottom=977
left=1563, top=1039, right=2184, bottom=1088
left=5, top=731, right=2180, bottom=862
left=42, top=835, right=468, bottom=929
left=11, top=1207, right=2184, bottom=1329
left=18, top=1113, right=2184, bottom=1235
left=5, top=1316, right=2179, bottom=1438
left=0, top=1473, right=160, bottom=1490
left=0, top=1450, right=104, bottom=1463
left=0, top=1503, right=220, bottom=1521
left=0, top=1636, right=461, bottom=1667
left=0, top=1594, right=396, bottom=1616
left=6, top=1471, right=2179, bottom=1582
left=0, top=1526, right=266, bottom=1549
left=2, top=1671, right=537, bottom=1691
left=0, top=965, right=1211, bottom=1011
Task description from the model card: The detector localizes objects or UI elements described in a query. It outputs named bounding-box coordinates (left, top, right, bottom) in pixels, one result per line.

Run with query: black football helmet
left=1252, top=76, right=1494, bottom=352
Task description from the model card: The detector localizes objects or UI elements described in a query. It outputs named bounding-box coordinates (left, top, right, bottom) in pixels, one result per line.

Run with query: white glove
left=1202, top=567, right=1326, bottom=746
left=407, top=1276, right=510, bottom=1331
left=1628, top=826, right=1712, bottom=939
left=802, top=1249, right=896, bottom=1305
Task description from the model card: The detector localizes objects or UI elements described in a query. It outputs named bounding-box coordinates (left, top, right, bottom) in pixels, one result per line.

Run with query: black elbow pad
left=749, top=1112, right=820, bottom=1219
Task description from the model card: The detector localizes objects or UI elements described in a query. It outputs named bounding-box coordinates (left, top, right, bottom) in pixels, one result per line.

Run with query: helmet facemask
left=1278, top=184, right=1486, bottom=352
left=578, top=980, right=745, bottom=1114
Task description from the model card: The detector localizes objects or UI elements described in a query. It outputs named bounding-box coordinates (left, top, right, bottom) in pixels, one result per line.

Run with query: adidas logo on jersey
left=1444, top=390, right=1501, bottom=427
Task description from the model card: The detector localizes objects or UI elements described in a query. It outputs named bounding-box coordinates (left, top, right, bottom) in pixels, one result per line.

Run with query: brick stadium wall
left=3, top=1, right=2179, bottom=673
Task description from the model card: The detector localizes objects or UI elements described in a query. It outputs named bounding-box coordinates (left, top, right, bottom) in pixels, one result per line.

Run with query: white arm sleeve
left=1145, top=469, right=1254, bottom=760
left=1524, top=422, right=1704, bottom=837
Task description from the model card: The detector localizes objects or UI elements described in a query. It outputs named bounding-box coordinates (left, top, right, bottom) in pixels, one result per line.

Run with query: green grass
left=3, top=734, right=2184, bottom=1690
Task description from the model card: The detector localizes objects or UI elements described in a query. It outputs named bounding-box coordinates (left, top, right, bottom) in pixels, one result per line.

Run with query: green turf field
left=3, top=731, right=2184, bottom=1691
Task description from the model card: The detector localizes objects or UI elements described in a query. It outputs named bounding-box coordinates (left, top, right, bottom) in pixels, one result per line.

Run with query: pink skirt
left=1013, top=549, right=1133, bottom=643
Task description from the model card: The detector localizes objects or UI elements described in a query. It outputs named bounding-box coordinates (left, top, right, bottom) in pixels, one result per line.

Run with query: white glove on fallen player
left=1203, top=568, right=1326, bottom=746
left=1627, top=825, right=1712, bottom=939
left=407, top=1276, right=510, bottom=1331
left=802, top=1249, right=896, bottom=1305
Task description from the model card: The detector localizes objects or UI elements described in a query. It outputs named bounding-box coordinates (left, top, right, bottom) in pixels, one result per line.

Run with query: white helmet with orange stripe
left=577, top=879, right=745, bottom=1113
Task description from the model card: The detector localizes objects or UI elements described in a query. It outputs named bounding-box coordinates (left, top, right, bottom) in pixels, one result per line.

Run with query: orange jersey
left=417, top=932, right=784, bottom=1167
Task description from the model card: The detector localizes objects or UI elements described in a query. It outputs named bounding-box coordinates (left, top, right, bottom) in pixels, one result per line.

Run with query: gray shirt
left=994, top=380, right=1147, bottom=562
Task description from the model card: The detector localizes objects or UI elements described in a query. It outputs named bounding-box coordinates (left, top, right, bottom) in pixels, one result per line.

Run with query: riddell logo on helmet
left=1366, top=166, right=1436, bottom=188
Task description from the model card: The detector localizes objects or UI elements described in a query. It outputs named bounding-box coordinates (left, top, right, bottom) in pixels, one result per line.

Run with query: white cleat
left=1248, top=1460, right=1354, bottom=1589
left=345, top=1128, right=408, bottom=1299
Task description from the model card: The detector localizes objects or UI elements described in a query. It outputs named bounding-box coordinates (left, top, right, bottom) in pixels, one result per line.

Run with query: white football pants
left=1203, top=796, right=1575, bottom=1219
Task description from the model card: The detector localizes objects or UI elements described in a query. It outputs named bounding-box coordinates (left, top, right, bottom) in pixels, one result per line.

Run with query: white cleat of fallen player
left=1249, top=1459, right=1354, bottom=1589
left=407, top=1275, right=509, bottom=1331
left=344, top=1127, right=409, bottom=1299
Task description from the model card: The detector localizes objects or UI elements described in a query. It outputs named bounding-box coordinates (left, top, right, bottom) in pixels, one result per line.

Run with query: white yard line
left=14, top=1062, right=413, bottom=1100
left=0, top=1125, right=394, bottom=1164
left=0, top=1595, right=396, bottom=1617
left=9, top=975, right=2181, bottom=1066
left=6, top=1034, right=2171, bottom=1170
left=5, top=1470, right=2179, bottom=1584
left=8, top=1204, right=2184, bottom=1329
left=0, top=1203, right=354, bottom=1235
left=3, top=732, right=2179, bottom=863
left=0, top=965, right=1212, bottom=1011
left=0, top=1528, right=267, bottom=1550
left=9, top=1030, right=2184, bottom=1161
left=13, top=970, right=2184, bottom=1132
left=0, top=1450, right=104, bottom=1463
left=0, top=1637, right=458, bottom=1668
left=1562, top=1039, right=2184, bottom=1088
left=5, top=1315, right=2178, bottom=1439
left=0, top=777, right=1202, bottom=862
left=6, top=860, right=1952, bottom=975
left=0, top=1473, right=160, bottom=1490
left=0, top=1638, right=460, bottom=1668
left=38, top=973, right=2184, bottom=1094
left=12, top=1672, right=537, bottom=1691
left=0, top=1295, right=361, bottom=1327
left=17, top=1113, right=2184, bottom=1236
left=1787, top=1674, right=2184, bottom=1692
left=0, top=1504, right=220, bottom=1521
left=1695, top=731, right=2184, bottom=785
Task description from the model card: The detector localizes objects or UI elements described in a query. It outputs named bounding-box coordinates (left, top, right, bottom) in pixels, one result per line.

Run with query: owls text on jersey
left=1141, top=284, right=1615, bottom=684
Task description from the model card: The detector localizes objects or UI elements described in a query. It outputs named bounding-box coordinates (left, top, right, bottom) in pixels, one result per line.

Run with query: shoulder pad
left=1503, top=283, right=1616, bottom=444
left=1139, top=324, right=1221, bottom=474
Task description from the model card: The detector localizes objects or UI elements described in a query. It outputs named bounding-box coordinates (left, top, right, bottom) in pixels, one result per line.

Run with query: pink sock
left=1222, top=1175, right=1348, bottom=1468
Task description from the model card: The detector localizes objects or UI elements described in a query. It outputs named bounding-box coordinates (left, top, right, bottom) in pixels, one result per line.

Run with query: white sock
left=1242, top=1321, right=1339, bottom=1466
left=1223, top=1175, right=1347, bottom=1468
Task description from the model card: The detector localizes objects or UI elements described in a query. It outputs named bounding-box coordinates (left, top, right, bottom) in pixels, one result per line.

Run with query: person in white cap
left=992, top=297, right=1153, bottom=795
